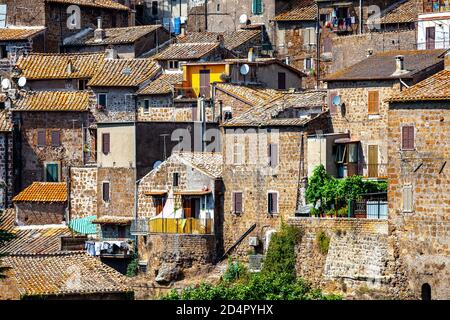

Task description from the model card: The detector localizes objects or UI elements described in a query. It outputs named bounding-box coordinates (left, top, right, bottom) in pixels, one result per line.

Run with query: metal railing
left=149, top=218, right=213, bottom=235
left=350, top=200, right=388, bottom=220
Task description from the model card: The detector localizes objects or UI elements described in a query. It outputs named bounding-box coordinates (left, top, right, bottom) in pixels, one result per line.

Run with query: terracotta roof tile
left=174, top=152, right=223, bottom=178
left=2, top=252, right=132, bottom=297
left=177, top=30, right=261, bottom=51
left=15, top=52, right=105, bottom=80
left=88, top=58, right=160, bottom=87
left=65, top=25, right=164, bottom=46
left=14, top=91, right=92, bottom=112
left=0, top=27, right=46, bottom=41
left=380, top=0, right=420, bottom=24
left=46, top=0, right=129, bottom=10
left=324, top=49, right=446, bottom=81
left=388, top=70, right=450, bottom=102
left=0, top=110, right=13, bottom=132
left=215, top=83, right=283, bottom=106
left=137, top=73, right=182, bottom=95
left=272, top=0, right=317, bottom=21
left=13, top=182, right=68, bottom=202
left=153, top=42, right=221, bottom=60
left=223, top=90, right=327, bottom=127
left=0, top=208, right=16, bottom=232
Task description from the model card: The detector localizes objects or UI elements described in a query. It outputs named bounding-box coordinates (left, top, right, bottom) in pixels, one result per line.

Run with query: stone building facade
left=69, top=166, right=97, bottom=219
left=0, top=111, right=14, bottom=209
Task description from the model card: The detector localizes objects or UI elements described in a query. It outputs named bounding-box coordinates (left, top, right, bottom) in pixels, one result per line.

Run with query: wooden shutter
left=233, top=192, right=242, bottom=214
left=368, top=145, right=378, bottom=178
left=102, top=133, right=110, bottom=154
left=402, top=126, right=414, bottom=150
left=278, top=72, right=286, bottom=90
left=51, top=130, right=61, bottom=147
left=183, top=198, right=192, bottom=218
left=46, top=163, right=59, bottom=182
left=368, top=91, right=379, bottom=114
left=102, top=182, right=110, bottom=202
left=37, top=130, right=46, bottom=146
left=253, top=0, right=262, bottom=14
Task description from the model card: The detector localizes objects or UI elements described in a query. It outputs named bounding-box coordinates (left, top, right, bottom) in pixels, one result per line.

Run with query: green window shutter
left=253, top=0, right=262, bottom=15
left=46, top=163, right=59, bottom=182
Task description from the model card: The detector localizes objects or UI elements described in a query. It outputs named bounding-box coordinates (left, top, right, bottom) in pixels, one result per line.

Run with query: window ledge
left=368, top=114, right=381, bottom=119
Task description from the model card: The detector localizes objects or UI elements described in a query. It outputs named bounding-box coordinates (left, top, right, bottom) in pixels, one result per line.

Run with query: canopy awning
left=145, top=190, right=168, bottom=196
left=92, top=216, right=134, bottom=225
left=174, top=190, right=212, bottom=196
left=68, top=215, right=97, bottom=235
left=335, top=138, right=360, bottom=144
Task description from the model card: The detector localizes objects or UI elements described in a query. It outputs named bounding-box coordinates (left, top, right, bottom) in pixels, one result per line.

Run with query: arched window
left=421, top=283, right=431, bottom=300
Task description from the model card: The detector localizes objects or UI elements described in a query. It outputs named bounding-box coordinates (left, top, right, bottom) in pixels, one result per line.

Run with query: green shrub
left=223, top=258, right=249, bottom=283
left=316, top=231, right=330, bottom=255
left=126, top=253, right=139, bottom=277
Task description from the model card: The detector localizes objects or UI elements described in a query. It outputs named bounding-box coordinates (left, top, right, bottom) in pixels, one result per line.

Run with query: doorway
left=199, top=70, right=210, bottom=98
left=421, top=283, right=431, bottom=300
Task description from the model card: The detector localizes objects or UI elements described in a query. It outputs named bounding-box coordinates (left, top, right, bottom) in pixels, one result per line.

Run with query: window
left=232, top=192, right=243, bottom=214
left=268, top=192, right=278, bottom=214
left=168, top=60, right=179, bottom=70
left=233, top=139, right=243, bottom=164
left=37, top=130, right=46, bottom=146
left=151, top=1, right=158, bottom=16
left=402, top=185, right=413, bottom=212
left=302, top=28, right=316, bottom=48
left=154, top=196, right=166, bottom=214
left=368, top=91, right=379, bottom=114
left=102, top=133, right=110, bottom=155
left=401, top=126, right=414, bottom=150
left=252, top=0, right=263, bottom=15
left=267, top=143, right=279, bottom=168
left=98, top=93, right=107, bottom=108
left=0, top=4, right=6, bottom=28
left=143, top=99, right=150, bottom=113
left=304, top=57, right=313, bottom=70
left=278, top=72, right=286, bottom=90
left=51, top=130, right=61, bottom=147
left=78, top=79, right=88, bottom=90
left=45, top=163, right=59, bottom=182
left=173, top=172, right=179, bottom=187
left=102, top=182, right=110, bottom=203
left=216, top=3, right=220, bottom=12
left=0, top=45, right=6, bottom=59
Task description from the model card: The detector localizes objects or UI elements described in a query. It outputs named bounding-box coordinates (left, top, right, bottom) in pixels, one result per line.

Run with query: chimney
left=66, top=60, right=73, bottom=74
left=105, top=47, right=118, bottom=59
left=366, top=48, right=373, bottom=57
left=395, top=55, right=405, bottom=73
left=247, top=47, right=255, bottom=62
left=94, top=17, right=105, bottom=42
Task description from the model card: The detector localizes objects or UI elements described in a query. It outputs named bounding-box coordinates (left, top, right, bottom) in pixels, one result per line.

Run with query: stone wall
left=387, top=100, right=450, bottom=300
left=137, top=99, right=215, bottom=122
left=0, top=132, right=14, bottom=209
left=287, top=217, right=402, bottom=297
left=70, top=166, right=97, bottom=219
left=92, top=87, right=138, bottom=123
left=15, top=202, right=66, bottom=225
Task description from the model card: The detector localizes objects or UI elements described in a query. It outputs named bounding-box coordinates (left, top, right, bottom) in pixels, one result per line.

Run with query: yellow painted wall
left=184, top=64, right=227, bottom=97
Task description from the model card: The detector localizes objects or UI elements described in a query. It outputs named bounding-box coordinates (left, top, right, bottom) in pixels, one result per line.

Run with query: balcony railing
left=149, top=218, right=213, bottom=235
left=350, top=199, right=388, bottom=220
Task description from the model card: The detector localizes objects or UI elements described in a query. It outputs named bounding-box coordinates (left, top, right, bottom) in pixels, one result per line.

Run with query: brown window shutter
left=402, top=126, right=414, bottom=150
left=37, top=130, right=46, bottom=146
left=234, top=192, right=242, bottom=214
left=102, top=133, right=110, bottom=154
left=368, top=91, right=379, bottom=114
left=51, top=131, right=61, bottom=147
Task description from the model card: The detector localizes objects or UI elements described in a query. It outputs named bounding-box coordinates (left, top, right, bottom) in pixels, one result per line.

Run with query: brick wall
left=70, top=166, right=97, bottom=219
left=387, top=101, right=450, bottom=299
left=15, top=202, right=66, bottom=225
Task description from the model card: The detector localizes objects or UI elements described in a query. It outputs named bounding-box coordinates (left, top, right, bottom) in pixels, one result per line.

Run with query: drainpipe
left=359, top=0, right=363, bottom=34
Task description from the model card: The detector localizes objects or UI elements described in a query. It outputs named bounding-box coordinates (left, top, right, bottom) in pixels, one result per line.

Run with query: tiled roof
left=177, top=30, right=261, bottom=51
left=174, top=152, right=223, bottom=178
left=45, top=0, right=129, bottom=10
left=92, top=216, right=134, bottom=224
left=0, top=27, right=46, bottom=41
left=225, top=57, right=306, bottom=76
left=0, top=208, right=16, bottom=232
left=272, top=0, right=317, bottom=21
left=215, top=83, right=283, bottom=106
left=88, top=58, right=160, bottom=87
left=324, top=49, right=446, bottom=81
left=0, top=225, right=72, bottom=255
left=13, top=182, right=68, bottom=202
left=153, top=42, right=220, bottom=60
left=14, top=91, right=92, bottom=112
left=65, top=25, right=164, bottom=46
left=137, top=73, right=182, bottom=95
left=15, top=52, right=104, bottom=80
left=0, top=93, right=5, bottom=103
left=223, top=90, right=327, bottom=127
left=388, top=70, right=450, bottom=102
left=380, top=0, right=419, bottom=24
left=0, top=110, right=12, bottom=132
left=2, top=251, right=132, bottom=297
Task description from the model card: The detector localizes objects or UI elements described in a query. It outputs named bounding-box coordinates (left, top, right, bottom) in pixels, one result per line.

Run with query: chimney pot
left=395, top=55, right=405, bottom=72
left=94, top=17, right=105, bottom=42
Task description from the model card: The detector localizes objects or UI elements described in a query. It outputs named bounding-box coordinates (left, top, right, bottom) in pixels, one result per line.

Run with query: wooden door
left=199, top=70, right=210, bottom=98
left=368, top=145, right=378, bottom=178
left=183, top=197, right=192, bottom=218
left=426, top=27, right=435, bottom=50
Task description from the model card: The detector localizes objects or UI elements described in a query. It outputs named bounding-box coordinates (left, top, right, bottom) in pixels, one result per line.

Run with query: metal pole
left=204, top=0, right=208, bottom=31
left=316, top=3, right=320, bottom=89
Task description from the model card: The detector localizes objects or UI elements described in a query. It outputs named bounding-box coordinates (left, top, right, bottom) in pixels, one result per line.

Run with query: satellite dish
left=240, top=64, right=250, bottom=76
left=239, top=14, right=248, bottom=25
left=153, top=160, right=162, bottom=170
left=18, top=77, right=27, bottom=87
left=332, top=95, right=341, bottom=106
left=1, top=78, right=11, bottom=90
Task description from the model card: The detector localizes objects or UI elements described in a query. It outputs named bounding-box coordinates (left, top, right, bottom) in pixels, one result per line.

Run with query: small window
left=45, top=163, right=59, bottom=182
left=252, top=0, right=263, bottom=15
left=216, top=3, right=220, bottom=12
left=268, top=192, right=278, bottom=214
left=154, top=196, right=166, bottom=214
left=102, top=182, right=110, bottom=203
left=143, top=99, right=150, bottom=113
left=278, top=72, right=286, bottom=90
left=168, top=60, right=179, bottom=70
left=232, top=192, right=243, bottom=214
left=78, top=79, right=88, bottom=90
left=102, top=133, right=110, bottom=155
left=173, top=172, right=179, bottom=187
left=304, top=57, right=313, bottom=71
left=151, top=1, right=158, bottom=16
left=51, top=130, right=61, bottom=147
left=98, top=93, right=107, bottom=108
left=401, top=126, right=414, bottom=150
left=368, top=91, right=379, bottom=114
left=402, top=185, right=413, bottom=212
left=37, top=130, right=46, bottom=146
left=267, top=143, right=279, bottom=168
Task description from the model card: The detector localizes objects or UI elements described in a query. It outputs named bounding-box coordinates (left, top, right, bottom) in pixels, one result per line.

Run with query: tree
left=0, top=210, right=15, bottom=279
left=305, top=165, right=331, bottom=208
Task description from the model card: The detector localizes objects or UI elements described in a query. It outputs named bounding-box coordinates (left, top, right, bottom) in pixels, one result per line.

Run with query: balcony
left=148, top=218, right=213, bottom=235
left=130, top=218, right=148, bottom=236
